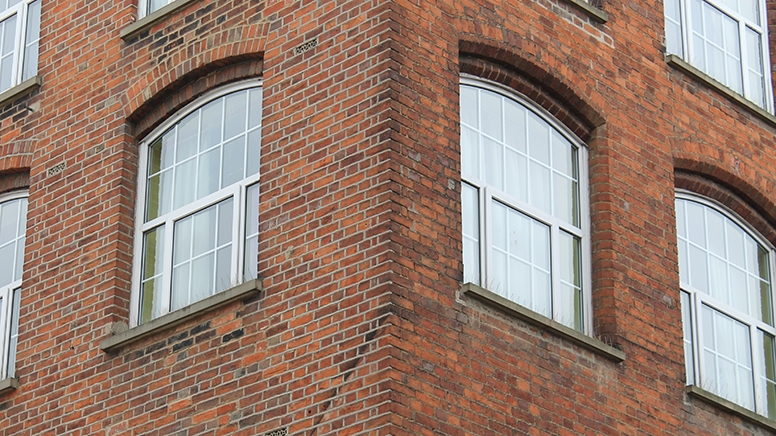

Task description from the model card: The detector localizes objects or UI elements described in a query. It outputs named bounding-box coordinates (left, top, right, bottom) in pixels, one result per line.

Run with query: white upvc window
left=139, top=0, right=176, bottom=18
left=460, top=78, right=592, bottom=333
left=0, top=0, right=39, bottom=93
left=664, top=0, right=773, bottom=111
left=676, top=192, right=776, bottom=418
left=132, top=80, right=262, bottom=326
left=0, top=192, right=26, bottom=380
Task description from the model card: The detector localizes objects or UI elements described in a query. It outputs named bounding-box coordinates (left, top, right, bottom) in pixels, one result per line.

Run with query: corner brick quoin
left=3, top=0, right=776, bottom=435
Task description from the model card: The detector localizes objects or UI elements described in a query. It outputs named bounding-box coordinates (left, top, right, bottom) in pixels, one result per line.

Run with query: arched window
left=0, top=191, right=27, bottom=380
left=676, top=192, right=776, bottom=418
left=460, top=77, right=591, bottom=332
left=132, top=80, right=262, bottom=325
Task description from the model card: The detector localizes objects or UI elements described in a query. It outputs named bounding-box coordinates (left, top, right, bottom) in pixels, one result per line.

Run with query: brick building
left=1, top=0, right=776, bottom=434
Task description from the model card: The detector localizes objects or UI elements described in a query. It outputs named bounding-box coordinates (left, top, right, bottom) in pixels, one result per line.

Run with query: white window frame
left=0, top=0, right=40, bottom=93
left=664, top=0, right=774, bottom=112
left=130, top=79, right=262, bottom=327
left=677, top=190, right=776, bottom=418
left=138, top=0, right=176, bottom=18
left=0, top=190, right=27, bottom=381
left=460, top=77, right=593, bottom=334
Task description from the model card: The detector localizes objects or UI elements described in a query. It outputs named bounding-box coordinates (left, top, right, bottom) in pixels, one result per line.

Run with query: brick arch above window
left=459, top=43, right=605, bottom=142
left=675, top=169, right=776, bottom=248
left=0, top=140, right=32, bottom=175
left=126, top=56, right=264, bottom=139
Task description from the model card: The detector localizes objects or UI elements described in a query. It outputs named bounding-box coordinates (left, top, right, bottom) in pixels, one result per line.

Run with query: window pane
left=682, top=291, right=695, bottom=385
left=243, top=183, right=260, bottom=282
left=558, top=232, right=583, bottom=331
left=460, top=85, right=478, bottom=129
left=761, top=331, right=776, bottom=419
left=147, top=0, right=168, bottom=14
left=462, top=183, right=480, bottom=286
left=171, top=199, right=233, bottom=310
left=222, top=135, right=246, bottom=188
left=480, top=91, right=502, bottom=142
left=140, top=227, right=165, bottom=324
left=665, top=0, right=684, bottom=56
left=248, top=88, right=263, bottom=129
left=22, top=0, right=40, bottom=81
left=224, top=91, right=247, bottom=140
left=491, top=200, right=551, bottom=318
left=677, top=198, right=773, bottom=321
left=6, top=287, right=19, bottom=378
left=701, top=305, right=755, bottom=410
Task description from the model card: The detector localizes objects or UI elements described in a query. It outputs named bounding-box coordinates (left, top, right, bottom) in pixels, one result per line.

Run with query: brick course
left=0, top=0, right=775, bottom=434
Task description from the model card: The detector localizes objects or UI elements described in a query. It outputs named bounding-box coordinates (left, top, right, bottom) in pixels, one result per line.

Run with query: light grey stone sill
left=666, top=54, right=776, bottom=128
left=120, top=0, right=200, bottom=40
left=100, top=279, right=262, bottom=353
left=0, top=377, right=19, bottom=396
left=0, top=76, right=41, bottom=107
left=686, top=385, right=776, bottom=432
left=563, top=0, right=608, bottom=23
left=462, top=282, right=625, bottom=363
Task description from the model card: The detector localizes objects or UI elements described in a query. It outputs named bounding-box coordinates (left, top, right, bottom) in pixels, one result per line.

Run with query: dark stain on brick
left=223, top=328, right=245, bottom=343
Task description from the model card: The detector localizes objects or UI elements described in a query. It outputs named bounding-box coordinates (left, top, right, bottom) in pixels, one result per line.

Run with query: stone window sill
left=100, top=279, right=262, bottom=353
left=0, top=377, right=19, bottom=396
left=0, top=76, right=41, bottom=107
left=666, top=54, right=776, bottom=128
left=686, top=385, right=776, bottom=432
left=462, top=282, right=625, bottom=362
left=563, top=0, right=608, bottom=23
left=120, top=0, right=200, bottom=40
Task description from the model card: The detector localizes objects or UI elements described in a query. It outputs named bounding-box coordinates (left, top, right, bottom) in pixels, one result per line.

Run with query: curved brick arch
left=674, top=155, right=776, bottom=247
left=126, top=56, right=264, bottom=139
left=459, top=38, right=606, bottom=142
left=0, top=139, right=33, bottom=174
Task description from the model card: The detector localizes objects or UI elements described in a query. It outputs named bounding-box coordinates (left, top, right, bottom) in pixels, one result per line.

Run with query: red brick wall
left=0, top=0, right=775, bottom=434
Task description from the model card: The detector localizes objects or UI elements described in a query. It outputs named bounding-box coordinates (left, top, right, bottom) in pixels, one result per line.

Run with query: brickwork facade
left=0, top=0, right=775, bottom=434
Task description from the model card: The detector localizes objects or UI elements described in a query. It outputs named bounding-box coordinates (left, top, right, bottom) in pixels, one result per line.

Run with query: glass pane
left=243, top=184, right=260, bottom=282
left=222, top=135, right=245, bottom=188
left=176, top=112, right=199, bottom=162
left=504, top=99, right=526, bottom=154
left=148, top=0, right=168, bottom=15
left=22, top=0, right=40, bottom=81
left=246, top=128, right=261, bottom=177
left=682, top=292, right=694, bottom=385
left=7, top=287, right=19, bottom=377
left=527, top=112, right=550, bottom=165
left=2, top=15, right=15, bottom=55
left=224, top=92, right=247, bottom=140
left=0, top=244, right=13, bottom=288
left=484, top=137, right=503, bottom=190
left=197, top=148, right=221, bottom=198
left=0, top=199, right=19, bottom=246
left=505, top=148, right=527, bottom=203
left=216, top=246, right=231, bottom=292
left=140, top=227, right=164, bottom=323
left=529, top=161, right=551, bottom=215
left=559, top=232, right=582, bottom=331
left=191, top=253, right=215, bottom=302
left=701, top=305, right=755, bottom=410
left=461, top=126, right=480, bottom=180
left=217, top=198, right=234, bottom=247
left=492, top=200, right=552, bottom=316
left=248, top=88, right=263, bottom=129
left=761, top=331, right=776, bottom=419
left=200, top=99, right=223, bottom=150
left=480, top=91, right=502, bottom=142
left=172, top=159, right=196, bottom=210
left=462, top=183, right=480, bottom=285
left=191, top=206, right=217, bottom=257
left=460, top=86, right=478, bottom=129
